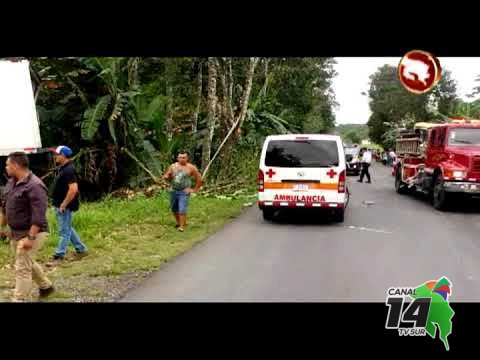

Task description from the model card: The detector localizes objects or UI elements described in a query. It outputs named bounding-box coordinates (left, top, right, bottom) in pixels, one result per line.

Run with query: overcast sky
left=332, top=57, right=480, bottom=125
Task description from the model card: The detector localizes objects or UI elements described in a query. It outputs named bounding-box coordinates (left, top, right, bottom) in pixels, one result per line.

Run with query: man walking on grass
left=163, top=150, right=203, bottom=232
left=1, top=152, right=54, bottom=301
left=358, top=147, right=372, bottom=183
left=51, top=146, right=88, bottom=261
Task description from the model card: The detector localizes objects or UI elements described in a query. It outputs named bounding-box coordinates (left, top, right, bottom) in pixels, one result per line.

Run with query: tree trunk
left=201, top=57, right=218, bottom=172
left=192, top=59, right=203, bottom=134
left=226, top=58, right=235, bottom=126
left=217, top=59, right=235, bottom=131
left=216, top=59, right=229, bottom=131
left=165, top=59, right=175, bottom=140
left=263, top=58, right=269, bottom=90
left=233, top=57, right=258, bottom=138
left=202, top=58, right=258, bottom=179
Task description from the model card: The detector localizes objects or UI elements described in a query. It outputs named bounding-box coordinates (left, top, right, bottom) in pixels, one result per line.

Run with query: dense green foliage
left=30, top=57, right=337, bottom=199
left=366, top=66, right=460, bottom=148
left=335, top=124, right=369, bottom=144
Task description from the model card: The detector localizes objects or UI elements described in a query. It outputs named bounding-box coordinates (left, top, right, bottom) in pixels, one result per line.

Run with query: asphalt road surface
left=122, top=163, right=480, bottom=302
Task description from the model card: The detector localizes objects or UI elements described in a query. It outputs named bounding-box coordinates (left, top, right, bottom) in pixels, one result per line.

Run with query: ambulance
left=257, top=134, right=349, bottom=222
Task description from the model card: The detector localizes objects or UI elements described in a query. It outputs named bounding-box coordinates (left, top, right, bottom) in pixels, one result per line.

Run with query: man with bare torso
left=163, top=151, right=203, bottom=232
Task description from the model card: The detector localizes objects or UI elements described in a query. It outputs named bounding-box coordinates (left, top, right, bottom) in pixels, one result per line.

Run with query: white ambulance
left=258, top=134, right=349, bottom=222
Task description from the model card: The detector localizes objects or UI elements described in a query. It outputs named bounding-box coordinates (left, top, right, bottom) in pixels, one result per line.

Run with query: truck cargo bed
left=0, top=60, right=42, bottom=156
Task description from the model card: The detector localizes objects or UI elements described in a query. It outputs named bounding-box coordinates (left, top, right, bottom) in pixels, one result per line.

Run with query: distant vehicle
left=0, top=59, right=53, bottom=189
left=395, top=119, right=480, bottom=210
left=258, top=134, right=349, bottom=223
left=344, top=145, right=361, bottom=176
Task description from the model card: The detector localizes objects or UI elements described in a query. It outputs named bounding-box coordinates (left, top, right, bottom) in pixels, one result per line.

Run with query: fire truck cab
left=395, top=118, right=480, bottom=210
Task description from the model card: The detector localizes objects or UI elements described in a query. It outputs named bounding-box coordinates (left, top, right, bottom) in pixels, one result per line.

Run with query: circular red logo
left=398, top=50, right=442, bottom=94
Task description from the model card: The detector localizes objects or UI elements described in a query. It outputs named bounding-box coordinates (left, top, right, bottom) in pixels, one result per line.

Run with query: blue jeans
left=170, top=190, right=190, bottom=214
left=54, top=208, right=88, bottom=258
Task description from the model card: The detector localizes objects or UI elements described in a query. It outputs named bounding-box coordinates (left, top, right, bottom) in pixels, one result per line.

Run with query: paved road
left=122, top=163, right=480, bottom=302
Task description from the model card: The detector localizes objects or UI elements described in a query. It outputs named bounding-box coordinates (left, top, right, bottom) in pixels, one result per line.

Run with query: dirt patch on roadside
left=0, top=266, right=152, bottom=302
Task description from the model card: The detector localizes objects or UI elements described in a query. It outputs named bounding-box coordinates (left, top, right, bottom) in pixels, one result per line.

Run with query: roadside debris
left=362, top=200, right=375, bottom=207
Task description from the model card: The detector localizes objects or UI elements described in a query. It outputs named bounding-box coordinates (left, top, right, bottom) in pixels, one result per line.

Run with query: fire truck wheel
left=333, top=208, right=345, bottom=223
left=433, top=175, right=449, bottom=210
left=263, top=208, right=276, bottom=222
left=395, top=166, right=408, bottom=194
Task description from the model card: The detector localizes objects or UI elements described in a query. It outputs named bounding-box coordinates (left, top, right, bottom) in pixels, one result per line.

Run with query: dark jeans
left=359, top=163, right=371, bottom=182
left=54, top=208, right=88, bottom=257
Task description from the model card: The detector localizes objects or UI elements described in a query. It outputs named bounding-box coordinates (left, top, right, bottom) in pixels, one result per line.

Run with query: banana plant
left=80, top=57, right=140, bottom=145
left=79, top=57, right=173, bottom=186
left=245, top=73, right=294, bottom=135
left=81, top=94, right=111, bottom=140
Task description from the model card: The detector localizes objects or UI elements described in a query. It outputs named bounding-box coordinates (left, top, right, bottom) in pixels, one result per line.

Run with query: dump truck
left=394, top=118, right=480, bottom=210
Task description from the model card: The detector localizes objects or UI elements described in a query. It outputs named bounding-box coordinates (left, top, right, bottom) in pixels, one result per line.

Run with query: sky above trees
left=332, top=57, right=480, bottom=124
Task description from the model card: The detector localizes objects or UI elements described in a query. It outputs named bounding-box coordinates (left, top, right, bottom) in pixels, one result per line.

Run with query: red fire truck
left=394, top=118, right=480, bottom=210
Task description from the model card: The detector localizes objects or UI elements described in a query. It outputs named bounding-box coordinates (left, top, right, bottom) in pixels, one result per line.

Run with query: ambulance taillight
left=338, top=170, right=346, bottom=193
left=258, top=170, right=264, bottom=192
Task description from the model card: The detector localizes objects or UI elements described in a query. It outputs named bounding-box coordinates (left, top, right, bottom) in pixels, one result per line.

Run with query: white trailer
left=0, top=59, right=43, bottom=155
left=0, top=59, right=53, bottom=186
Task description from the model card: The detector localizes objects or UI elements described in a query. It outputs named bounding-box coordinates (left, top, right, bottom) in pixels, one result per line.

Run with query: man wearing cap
left=51, top=146, right=88, bottom=261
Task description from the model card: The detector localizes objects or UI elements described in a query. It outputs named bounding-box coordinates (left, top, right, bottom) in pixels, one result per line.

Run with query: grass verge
left=0, top=192, right=255, bottom=302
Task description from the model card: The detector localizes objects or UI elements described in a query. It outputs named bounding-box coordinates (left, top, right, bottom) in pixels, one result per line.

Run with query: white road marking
left=346, top=225, right=393, bottom=234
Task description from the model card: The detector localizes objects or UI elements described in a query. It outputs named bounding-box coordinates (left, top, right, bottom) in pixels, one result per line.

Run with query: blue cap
left=55, top=145, right=73, bottom=158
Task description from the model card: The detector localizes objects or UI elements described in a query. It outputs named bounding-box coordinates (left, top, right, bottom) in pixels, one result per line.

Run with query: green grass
left=0, top=192, right=254, bottom=301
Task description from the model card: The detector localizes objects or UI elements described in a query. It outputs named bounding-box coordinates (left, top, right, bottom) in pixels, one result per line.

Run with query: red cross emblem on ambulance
left=266, top=168, right=276, bottom=178
left=326, top=169, right=337, bottom=178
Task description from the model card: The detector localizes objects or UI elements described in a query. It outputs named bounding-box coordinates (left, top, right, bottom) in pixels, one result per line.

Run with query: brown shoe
left=46, top=256, right=64, bottom=268
left=39, top=286, right=55, bottom=298
left=74, top=251, right=89, bottom=260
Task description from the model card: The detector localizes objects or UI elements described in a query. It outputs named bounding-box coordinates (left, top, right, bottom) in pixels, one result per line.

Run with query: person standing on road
left=388, top=149, right=396, bottom=167
left=358, top=148, right=372, bottom=183
left=163, top=150, right=203, bottom=232
left=51, top=146, right=88, bottom=261
left=0, top=152, right=54, bottom=301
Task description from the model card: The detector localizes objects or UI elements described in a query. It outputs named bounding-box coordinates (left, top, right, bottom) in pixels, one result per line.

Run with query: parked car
left=344, top=145, right=361, bottom=176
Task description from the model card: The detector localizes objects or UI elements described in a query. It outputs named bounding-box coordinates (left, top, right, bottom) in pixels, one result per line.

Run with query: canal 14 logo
left=385, top=277, right=455, bottom=351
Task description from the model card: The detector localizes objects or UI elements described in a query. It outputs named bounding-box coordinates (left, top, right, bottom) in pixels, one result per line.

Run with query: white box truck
left=0, top=59, right=53, bottom=187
